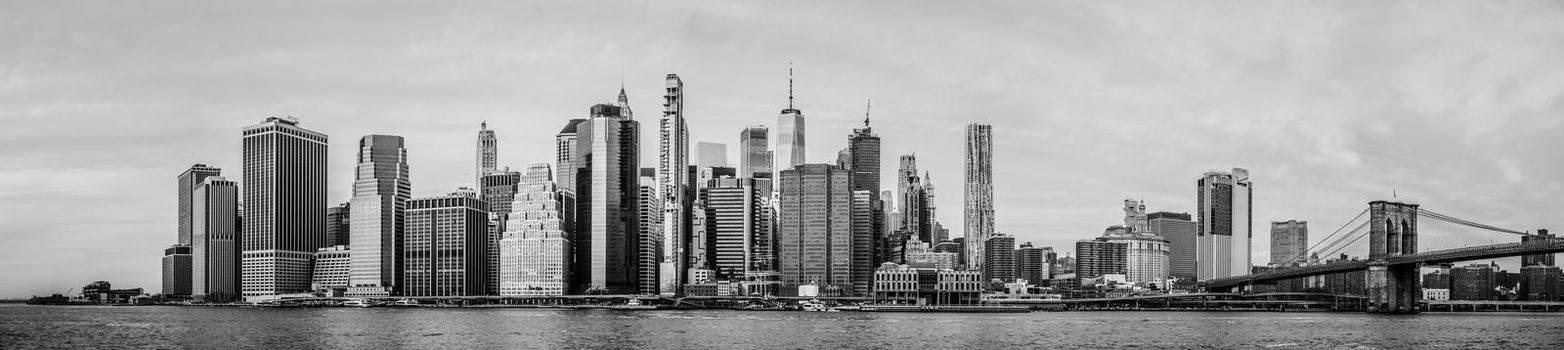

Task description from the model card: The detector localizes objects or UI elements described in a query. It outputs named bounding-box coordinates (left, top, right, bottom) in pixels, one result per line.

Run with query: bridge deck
left=1203, top=239, right=1564, bottom=289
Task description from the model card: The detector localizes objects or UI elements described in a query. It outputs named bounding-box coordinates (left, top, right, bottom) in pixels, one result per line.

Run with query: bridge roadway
left=1203, top=239, right=1564, bottom=289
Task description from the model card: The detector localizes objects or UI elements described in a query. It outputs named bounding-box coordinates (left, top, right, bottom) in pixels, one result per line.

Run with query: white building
left=500, top=164, right=571, bottom=296
left=310, top=245, right=351, bottom=292
left=1100, top=226, right=1171, bottom=288
left=1197, top=168, right=1252, bottom=281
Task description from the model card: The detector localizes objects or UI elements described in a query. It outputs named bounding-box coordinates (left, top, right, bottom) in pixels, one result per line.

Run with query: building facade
left=403, top=194, right=490, bottom=297
left=1148, top=212, right=1196, bottom=283
left=964, top=123, right=995, bottom=271
left=325, top=202, right=350, bottom=247
left=481, top=169, right=521, bottom=296
left=637, top=168, right=663, bottom=295
left=778, top=164, right=853, bottom=296
left=501, top=164, right=571, bottom=296
left=1098, top=227, right=1171, bottom=288
left=1270, top=220, right=1309, bottom=266
left=347, top=135, right=410, bottom=297
left=310, top=245, right=351, bottom=292
left=1014, top=242, right=1055, bottom=285
left=162, top=246, right=192, bottom=297
left=1522, top=229, right=1555, bottom=267
left=658, top=74, right=691, bottom=296
left=983, top=233, right=1016, bottom=284
left=739, top=126, right=772, bottom=180
left=192, top=176, right=239, bottom=299
left=571, top=103, right=641, bottom=294
left=240, top=117, right=328, bottom=297
left=476, top=121, right=497, bottom=184
left=1197, top=168, right=1252, bottom=281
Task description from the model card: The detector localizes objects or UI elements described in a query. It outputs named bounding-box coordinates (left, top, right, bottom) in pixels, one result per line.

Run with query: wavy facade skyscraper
left=964, top=124, right=994, bottom=271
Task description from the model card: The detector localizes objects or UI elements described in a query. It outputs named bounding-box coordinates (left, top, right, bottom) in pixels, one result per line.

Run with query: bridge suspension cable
left=1417, top=208, right=1531, bottom=236
left=1277, top=209, right=1368, bottom=267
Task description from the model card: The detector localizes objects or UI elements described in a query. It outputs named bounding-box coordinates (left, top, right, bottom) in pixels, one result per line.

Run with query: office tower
left=1270, top=220, right=1309, bottom=266
left=658, top=74, right=691, bottom=296
left=1197, top=168, right=1253, bottom=281
left=241, top=116, right=327, bottom=297
left=1074, top=239, right=1127, bottom=279
left=778, top=164, right=852, bottom=296
left=570, top=103, right=641, bottom=294
left=964, top=123, right=995, bottom=271
left=739, top=126, right=772, bottom=180
left=403, top=193, right=490, bottom=296
left=555, top=119, right=587, bottom=192
left=191, top=176, right=239, bottom=300
left=845, top=107, right=883, bottom=282
left=1014, top=243, right=1055, bottom=284
left=697, top=141, right=728, bottom=168
left=1522, top=229, right=1555, bottom=267
left=1124, top=199, right=1148, bottom=233
left=1149, top=212, right=1197, bottom=283
left=325, top=203, right=350, bottom=247
left=896, top=154, right=917, bottom=232
left=161, top=246, right=191, bottom=297
left=851, top=190, right=875, bottom=296
left=178, top=164, right=222, bottom=246
left=501, top=164, right=571, bottom=296
left=1099, top=226, right=1171, bottom=287
left=637, top=168, right=663, bottom=294
left=476, top=121, right=497, bottom=185
left=774, top=67, right=806, bottom=172
left=310, top=245, right=350, bottom=292
left=699, top=177, right=767, bottom=282
left=923, top=172, right=939, bottom=241
left=347, top=135, right=410, bottom=297
left=480, top=170, right=521, bottom=296
left=983, top=233, right=1016, bottom=284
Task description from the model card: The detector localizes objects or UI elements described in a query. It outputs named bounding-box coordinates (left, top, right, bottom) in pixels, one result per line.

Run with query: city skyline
left=3, top=1, right=1564, bottom=297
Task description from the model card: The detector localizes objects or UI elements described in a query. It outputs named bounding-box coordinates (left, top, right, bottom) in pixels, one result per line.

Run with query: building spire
left=788, top=62, right=795, bottom=110
left=864, top=99, right=871, bottom=128
left=481, top=121, right=487, bottom=130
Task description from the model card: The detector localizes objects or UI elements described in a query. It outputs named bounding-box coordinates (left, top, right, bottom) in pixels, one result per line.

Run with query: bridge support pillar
left=1366, top=200, right=1420, bottom=314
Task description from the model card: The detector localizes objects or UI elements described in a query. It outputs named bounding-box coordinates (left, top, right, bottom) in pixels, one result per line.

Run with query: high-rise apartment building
left=658, top=74, right=691, bottom=296
left=637, top=168, right=663, bottom=294
left=1014, top=242, right=1055, bottom=284
left=983, top=233, right=1016, bottom=284
left=1197, top=168, right=1253, bottom=281
left=774, top=68, right=806, bottom=173
left=501, top=164, right=571, bottom=296
left=325, top=203, right=350, bottom=247
left=1270, top=220, right=1309, bottom=266
left=192, top=176, right=239, bottom=300
left=241, top=117, right=327, bottom=297
left=964, top=123, right=994, bottom=271
left=403, top=193, right=490, bottom=296
left=571, top=103, right=641, bottom=294
left=476, top=121, right=497, bottom=185
left=347, top=135, right=410, bottom=297
left=1074, top=239, right=1127, bottom=280
left=1149, top=212, right=1197, bottom=283
left=778, top=164, right=852, bottom=296
left=739, top=126, right=772, bottom=180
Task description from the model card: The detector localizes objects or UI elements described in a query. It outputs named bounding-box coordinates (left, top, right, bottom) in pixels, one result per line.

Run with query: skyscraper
left=325, top=202, right=350, bottom=247
left=178, top=164, right=222, bottom=246
left=572, top=102, right=641, bottom=294
left=851, top=190, right=875, bottom=296
left=658, top=74, right=690, bottom=296
left=1074, top=239, right=1127, bottom=280
left=700, top=177, right=766, bottom=282
left=1149, top=212, right=1197, bottom=283
left=1270, top=220, right=1309, bottom=266
left=637, top=168, right=663, bottom=294
left=844, top=106, right=882, bottom=296
left=1014, top=242, right=1055, bottom=284
left=347, top=135, right=410, bottom=297
left=774, top=68, right=806, bottom=173
left=500, top=163, right=571, bottom=296
left=778, top=164, right=852, bottom=297
left=476, top=121, right=497, bottom=185
left=1197, top=168, right=1253, bottom=281
left=241, top=116, right=327, bottom=297
left=739, top=126, right=771, bottom=180
left=1099, top=226, right=1171, bottom=287
left=481, top=169, right=521, bottom=296
left=697, top=141, right=728, bottom=169
left=161, top=246, right=191, bottom=298
left=403, top=193, right=490, bottom=296
left=191, top=176, right=239, bottom=300
left=964, top=123, right=994, bottom=271
left=170, top=163, right=220, bottom=298
left=983, top=233, right=1016, bottom=284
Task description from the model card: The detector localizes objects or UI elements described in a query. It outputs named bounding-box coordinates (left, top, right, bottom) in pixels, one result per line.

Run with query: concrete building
left=403, top=193, right=490, bottom=297
left=983, top=233, right=1016, bottom=284
left=347, top=135, right=410, bottom=297
left=570, top=102, right=641, bottom=294
left=171, top=163, right=220, bottom=298
left=1450, top=262, right=1502, bottom=301
left=1014, top=242, right=1055, bottom=285
left=501, top=164, right=571, bottom=296
left=325, top=202, right=350, bottom=247
left=636, top=168, right=663, bottom=295
left=1075, top=239, right=1126, bottom=280
left=774, top=68, right=806, bottom=173
left=1519, top=265, right=1562, bottom=301
left=1123, top=199, right=1148, bottom=233
left=904, top=238, right=959, bottom=270
left=1148, top=212, right=1196, bottom=283
left=310, top=245, right=351, bottom=293
left=476, top=121, right=497, bottom=185
left=240, top=117, right=328, bottom=297
left=178, top=164, right=223, bottom=246
left=852, top=190, right=875, bottom=296
left=699, top=177, right=769, bottom=283
left=1270, top=220, right=1309, bottom=267
left=778, top=164, right=853, bottom=296
left=964, top=123, right=995, bottom=271
left=481, top=169, right=521, bottom=296
left=161, top=246, right=192, bottom=298
left=658, top=74, right=691, bottom=296
left=1098, top=227, right=1171, bottom=288
left=872, top=263, right=984, bottom=305
left=192, top=176, right=239, bottom=300
left=1197, top=168, right=1252, bottom=281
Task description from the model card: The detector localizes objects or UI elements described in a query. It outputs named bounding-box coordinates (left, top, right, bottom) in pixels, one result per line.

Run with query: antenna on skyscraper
left=864, top=99, right=871, bottom=127
left=788, top=62, right=795, bottom=110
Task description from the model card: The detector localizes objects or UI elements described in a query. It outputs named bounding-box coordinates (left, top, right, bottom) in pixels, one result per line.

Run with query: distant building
left=1270, top=220, right=1309, bottom=266
left=403, top=193, right=490, bottom=296
left=1519, top=265, right=1562, bottom=301
left=983, top=233, right=1016, bottom=284
left=1075, top=239, right=1126, bottom=280
left=500, top=164, right=571, bottom=296
left=1097, top=226, right=1170, bottom=288
left=873, top=263, right=984, bottom=305
left=1014, top=243, right=1055, bottom=285
left=325, top=202, right=350, bottom=247
left=1450, top=262, right=1500, bottom=301
left=778, top=164, right=853, bottom=296
left=475, top=122, right=498, bottom=184
left=697, top=141, right=728, bottom=169
left=1522, top=229, right=1555, bottom=267
left=311, top=245, right=351, bottom=293
left=191, top=176, right=239, bottom=300
left=1197, top=168, right=1252, bottom=281
left=241, top=116, right=328, bottom=297
left=161, top=246, right=191, bottom=298
left=738, top=126, right=772, bottom=180
left=177, top=164, right=222, bottom=246
left=904, top=238, right=959, bottom=270
left=1148, top=212, right=1196, bottom=282
left=774, top=70, right=806, bottom=173
left=1123, top=199, right=1148, bottom=233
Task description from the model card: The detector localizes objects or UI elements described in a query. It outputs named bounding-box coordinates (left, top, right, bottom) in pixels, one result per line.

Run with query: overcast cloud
left=2, top=0, right=1561, bottom=297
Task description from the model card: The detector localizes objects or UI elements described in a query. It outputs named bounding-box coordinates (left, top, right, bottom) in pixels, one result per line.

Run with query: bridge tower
left=1366, top=200, right=1420, bottom=313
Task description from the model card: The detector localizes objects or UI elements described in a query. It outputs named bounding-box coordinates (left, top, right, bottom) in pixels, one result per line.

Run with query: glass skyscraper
left=348, top=135, right=410, bottom=297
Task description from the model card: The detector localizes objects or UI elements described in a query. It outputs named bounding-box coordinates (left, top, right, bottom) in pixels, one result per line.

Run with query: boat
left=799, top=299, right=836, bottom=312
left=26, top=294, right=94, bottom=305
left=342, top=299, right=374, bottom=308
left=389, top=299, right=421, bottom=307
left=609, top=299, right=657, bottom=310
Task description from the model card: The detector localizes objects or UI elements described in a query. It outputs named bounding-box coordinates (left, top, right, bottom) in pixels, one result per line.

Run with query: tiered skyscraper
left=569, top=99, right=641, bottom=294
left=500, top=164, right=571, bottom=296
left=658, top=74, right=690, bottom=296
left=241, top=117, right=327, bottom=297
left=964, top=123, right=994, bottom=271
left=347, top=135, right=410, bottom=297
left=1197, top=168, right=1253, bottom=281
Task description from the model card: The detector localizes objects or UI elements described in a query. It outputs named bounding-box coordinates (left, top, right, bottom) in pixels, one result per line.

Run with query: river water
left=1, top=305, right=1561, bottom=349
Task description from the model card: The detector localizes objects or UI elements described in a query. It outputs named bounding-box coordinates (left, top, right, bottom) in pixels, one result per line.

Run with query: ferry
left=390, top=299, right=421, bottom=307
left=609, top=299, right=657, bottom=310
left=343, top=299, right=374, bottom=308
left=799, top=299, right=837, bottom=312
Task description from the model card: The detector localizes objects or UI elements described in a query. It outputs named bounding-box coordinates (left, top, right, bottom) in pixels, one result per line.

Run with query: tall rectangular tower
left=637, top=167, right=663, bottom=294
left=481, top=170, right=521, bottom=296
left=778, top=164, right=852, bottom=296
left=1197, top=168, right=1253, bottom=281
left=983, top=233, right=1016, bottom=284
left=325, top=202, right=350, bottom=247
left=573, top=103, right=641, bottom=294
left=476, top=122, right=497, bottom=185
left=964, top=123, right=995, bottom=271
left=347, top=135, right=410, bottom=297
left=1149, top=212, right=1197, bottom=283
left=192, top=176, right=239, bottom=300
left=403, top=193, right=490, bottom=296
left=241, top=116, right=328, bottom=297
left=739, top=126, right=772, bottom=180
left=774, top=69, right=806, bottom=173
left=658, top=74, right=691, bottom=296
left=178, top=164, right=223, bottom=246
left=1270, top=220, right=1309, bottom=267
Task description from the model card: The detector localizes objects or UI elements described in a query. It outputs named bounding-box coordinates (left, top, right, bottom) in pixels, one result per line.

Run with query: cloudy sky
left=2, top=1, right=1561, bottom=297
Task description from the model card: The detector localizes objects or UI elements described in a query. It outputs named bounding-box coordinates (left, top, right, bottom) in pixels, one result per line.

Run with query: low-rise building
left=310, top=245, right=350, bottom=294
left=872, top=263, right=983, bottom=305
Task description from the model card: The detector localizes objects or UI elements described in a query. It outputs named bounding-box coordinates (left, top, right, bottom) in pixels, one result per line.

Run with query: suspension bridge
left=1200, top=200, right=1563, bottom=313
